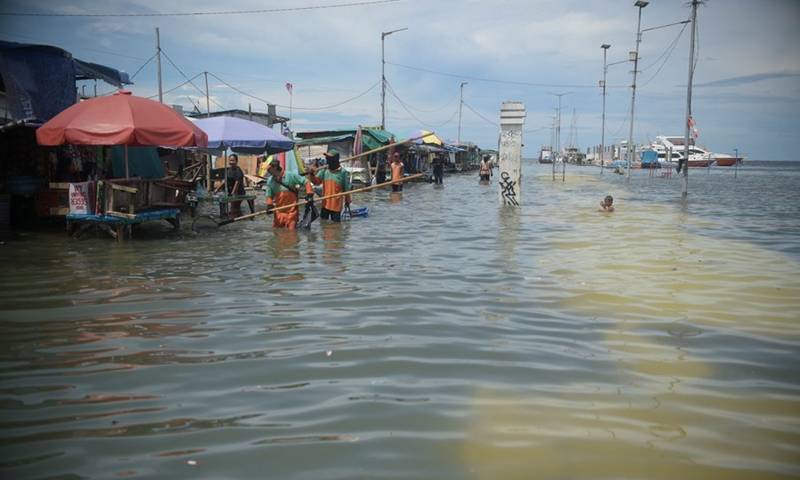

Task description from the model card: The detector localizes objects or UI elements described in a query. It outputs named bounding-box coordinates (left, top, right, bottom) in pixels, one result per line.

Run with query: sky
left=1, top=0, right=799, bottom=159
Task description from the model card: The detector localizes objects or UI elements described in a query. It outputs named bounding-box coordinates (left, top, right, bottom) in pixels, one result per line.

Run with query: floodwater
left=1, top=161, right=799, bottom=479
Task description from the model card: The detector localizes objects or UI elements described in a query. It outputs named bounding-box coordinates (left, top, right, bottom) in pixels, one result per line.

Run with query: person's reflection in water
left=320, top=222, right=347, bottom=273
left=269, top=228, right=301, bottom=260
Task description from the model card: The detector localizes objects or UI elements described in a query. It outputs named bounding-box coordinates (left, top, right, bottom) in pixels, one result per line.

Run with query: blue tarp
left=641, top=150, right=659, bottom=165
left=67, top=208, right=179, bottom=225
left=0, top=41, right=130, bottom=123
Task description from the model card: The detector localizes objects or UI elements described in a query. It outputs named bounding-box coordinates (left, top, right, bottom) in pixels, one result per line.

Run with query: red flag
left=688, top=116, right=699, bottom=139
left=285, top=82, right=293, bottom=94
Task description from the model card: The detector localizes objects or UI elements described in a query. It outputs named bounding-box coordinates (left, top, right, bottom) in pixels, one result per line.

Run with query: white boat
left=538, top=146, right=553, bottom=164
left=648, top=136, right=713, bottom=168
left=646, top=136, right=744, bottom=167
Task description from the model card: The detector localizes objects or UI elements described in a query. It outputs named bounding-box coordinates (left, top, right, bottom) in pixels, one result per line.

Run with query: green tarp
left=294, top=128, right=397, bottom=151
left=110, top=146, right=164, bottom=179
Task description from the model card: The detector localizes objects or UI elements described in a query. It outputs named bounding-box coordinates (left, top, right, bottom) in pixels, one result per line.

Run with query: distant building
left=187, top=108, right=288, bottom=128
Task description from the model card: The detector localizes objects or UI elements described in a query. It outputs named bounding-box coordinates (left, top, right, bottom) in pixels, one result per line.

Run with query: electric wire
left=160, top=49, right=221, bottom=107
left=640, top=20, right=689, bottom=72
left=639, top=22, right=688, bottom=88
left=0, top=0, right=401, bottom=17
left=208, top=72, right=379, bottom=110
left=129, top=52, right=157, bottom=80
left=461, top=101, right=499, bottom=127
left=384, top=80, right=460, bottom=129
left=387, top=62, right=627, bottom=89
left=383, top=82, right=459, bottom=113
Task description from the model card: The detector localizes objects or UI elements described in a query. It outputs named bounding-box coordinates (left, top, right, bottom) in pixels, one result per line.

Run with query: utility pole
left=549, top=92, right=571, bottom=181
left=682, top=0, right=699, bottom=198
left=457, top=81, right=467, bottom=144
left=381, top=27, right=407, bottom=130
left=627, top=0, right=649, bottom=181
left=156, top=27, right=163, bottom=103
left=203, top=71, right=211, bottom=117
left=551, top=113, right=557, bottom=181
left=600, top=44, right=610, bottom=174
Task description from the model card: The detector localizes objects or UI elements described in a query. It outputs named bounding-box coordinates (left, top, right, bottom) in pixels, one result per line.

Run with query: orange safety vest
left=266, top=172, right=312, bottom=228
left=309, top=168, right=351, bottom=213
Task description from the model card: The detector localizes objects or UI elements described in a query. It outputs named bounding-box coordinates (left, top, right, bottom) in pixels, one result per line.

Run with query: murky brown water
left=1, top=162, right=799, bottom=479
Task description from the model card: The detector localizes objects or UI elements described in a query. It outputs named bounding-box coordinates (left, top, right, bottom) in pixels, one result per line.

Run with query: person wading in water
left=265, top=160, right=313, bottom=230
left=308, top=152, right=351, bottom=223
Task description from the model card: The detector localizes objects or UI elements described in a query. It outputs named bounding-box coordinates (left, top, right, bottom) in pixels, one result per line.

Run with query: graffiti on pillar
left=499, top=171, right=519, bottom=206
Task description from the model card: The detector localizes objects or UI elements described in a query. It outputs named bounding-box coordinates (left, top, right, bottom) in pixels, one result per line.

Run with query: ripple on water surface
left=0, top=164, right=799, bottom=479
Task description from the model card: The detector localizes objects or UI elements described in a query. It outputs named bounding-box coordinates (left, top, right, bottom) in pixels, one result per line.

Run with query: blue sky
left=1, top=0, right=799, bottom=159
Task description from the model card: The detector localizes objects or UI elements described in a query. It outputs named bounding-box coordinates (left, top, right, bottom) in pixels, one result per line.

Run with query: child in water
left=599, top=195, right=615, bottom=212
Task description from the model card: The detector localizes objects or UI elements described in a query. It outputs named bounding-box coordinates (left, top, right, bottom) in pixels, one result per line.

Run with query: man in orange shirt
left=308, top=152, right=351, bottom=223
left=390, top=152, right=404, bottom=192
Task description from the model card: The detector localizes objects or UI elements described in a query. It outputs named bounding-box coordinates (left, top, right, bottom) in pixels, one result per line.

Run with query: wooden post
left=498, top=101, right=525, bottom=206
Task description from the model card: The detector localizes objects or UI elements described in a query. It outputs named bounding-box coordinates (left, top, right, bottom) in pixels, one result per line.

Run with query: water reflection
left=0, top=165, right=798, bottom=479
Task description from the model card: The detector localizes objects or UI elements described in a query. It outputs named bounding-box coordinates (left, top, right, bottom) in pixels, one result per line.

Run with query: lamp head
left=634, top=0, right=649, bottom=7
left=601, top=44, right=611, bottom=50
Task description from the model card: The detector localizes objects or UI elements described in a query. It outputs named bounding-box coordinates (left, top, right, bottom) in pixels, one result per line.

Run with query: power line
left=208, top=72, right=379, bottom=111
left=383, top=82, right=459, bottom=113
left=146, top=73, right=200, bottom=97
left=640, top=20, right=689, bottom=72
left=387, top=62, right=627, bottom=89
left=0, top=0, right=401, bottom=17
left=640, top=22, right=688, bottom=88
left=385, top=80, right=460, bottom=130
left=462, top=101, right=498, bottom=127
left=160, top=49, right=212, bottom=98
left=524, top=126, right=550, bottom=134
left=129, top=52, right=157, bottom=80
left=156, top=50, right=226, bottom=110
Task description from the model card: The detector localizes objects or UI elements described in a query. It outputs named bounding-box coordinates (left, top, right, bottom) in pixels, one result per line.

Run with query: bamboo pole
left=217, top=173, right=424, bottom=226
left=332, top=132, right=430, bottom=164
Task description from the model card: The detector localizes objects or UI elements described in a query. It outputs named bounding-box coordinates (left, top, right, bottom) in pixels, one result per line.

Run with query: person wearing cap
left=308, top=151, right=351, bottom=222
left=265, top=160, right=313, bottom=230
left=390, top=152, right=405, bottom=192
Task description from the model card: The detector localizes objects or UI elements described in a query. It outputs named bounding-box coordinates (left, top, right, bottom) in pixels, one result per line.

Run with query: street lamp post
left=626, top=0, right=649, bottom=181
left=381, top=27, right=408, bottom=130
left=457, top=81, right=468, bottom=144
left=734, top=147, right=739, bottom=178
left=600, top=44, right=610, bottom=175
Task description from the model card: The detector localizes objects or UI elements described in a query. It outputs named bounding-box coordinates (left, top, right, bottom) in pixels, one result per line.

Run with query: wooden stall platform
left=66, top=208, right=181, bottom=241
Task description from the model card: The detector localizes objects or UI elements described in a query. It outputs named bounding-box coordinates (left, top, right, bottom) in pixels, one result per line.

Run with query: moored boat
left=538, top=146, right=553, bottom=164
left=647, top=135, right=739, bottom=168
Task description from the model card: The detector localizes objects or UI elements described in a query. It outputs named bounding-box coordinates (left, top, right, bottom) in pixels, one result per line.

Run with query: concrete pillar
left=498, top=101, right=526, bottom=206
